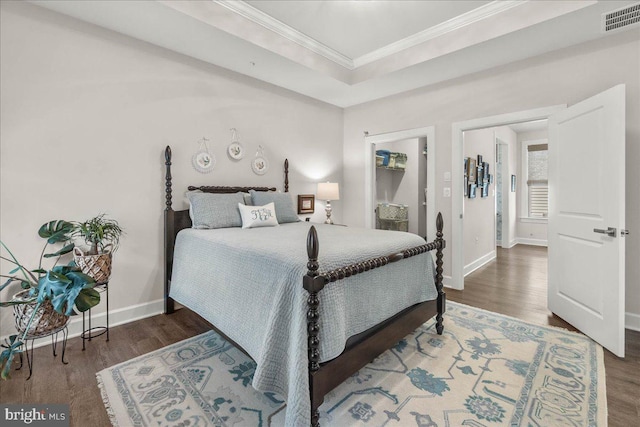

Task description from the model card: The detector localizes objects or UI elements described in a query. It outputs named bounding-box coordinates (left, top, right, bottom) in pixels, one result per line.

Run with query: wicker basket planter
left=12, top=290, right=69, bottom=338
left=73, top=246, right=112, bottom=284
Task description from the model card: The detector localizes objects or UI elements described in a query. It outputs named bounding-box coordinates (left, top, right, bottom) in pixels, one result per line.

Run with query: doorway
left=364, top=126, right=436, bottom=240
left=452, top=87, right=626, bottom=357
left=461, top=124, right=548, bottom=281
left=373, top=138, right=426, bottom=236
left=451, top=105, right=565, bottom=290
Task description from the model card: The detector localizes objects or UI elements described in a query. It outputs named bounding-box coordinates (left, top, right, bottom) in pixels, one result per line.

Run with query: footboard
left=303, top=213, right=446, bottom=426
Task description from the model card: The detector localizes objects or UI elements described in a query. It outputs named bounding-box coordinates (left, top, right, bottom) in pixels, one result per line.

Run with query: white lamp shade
left=317, top=182, right=340, bottom=201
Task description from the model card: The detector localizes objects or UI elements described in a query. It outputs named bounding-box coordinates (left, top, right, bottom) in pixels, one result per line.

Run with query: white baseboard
left=626, top=312, right=640, bottom=332
left=442, top=275, right=456, bottom=289
left=464, top=250, right=497, bottom=277
left=0, top=299, right=164, bottom=350
left=515, top=237, right=548, bottom=247
left=505, top=239, right=518, bottom=249
left=497, top=240, right=517, bottom=249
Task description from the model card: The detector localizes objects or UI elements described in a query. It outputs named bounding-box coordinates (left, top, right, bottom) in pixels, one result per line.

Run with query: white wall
left=2, top=2, right=639, bottom=335
left=0, top=2, right=343, bottom=337
left=463, top=128, right=496, bottom=273
left=495, top=126, right=518, bottom=247
left=343, top=31, right=640, bottom=322
left=516, top=129, right=549, bottom=245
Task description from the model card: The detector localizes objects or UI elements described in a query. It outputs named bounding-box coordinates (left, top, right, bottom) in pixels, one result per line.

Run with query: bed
left=163, top=146, right=446, bottom=426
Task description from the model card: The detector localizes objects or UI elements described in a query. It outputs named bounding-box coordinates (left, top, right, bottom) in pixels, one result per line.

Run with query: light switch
left=444, top=171, right=451, bottom=182
left=443, top=187, right=451, bottom=197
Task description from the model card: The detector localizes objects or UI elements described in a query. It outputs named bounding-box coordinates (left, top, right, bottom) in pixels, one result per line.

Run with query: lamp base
left=324, top=201, right=333, bottom=224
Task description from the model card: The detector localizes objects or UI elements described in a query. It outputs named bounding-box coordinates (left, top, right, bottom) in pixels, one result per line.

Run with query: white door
left=548, top=85, right=626, bottom=357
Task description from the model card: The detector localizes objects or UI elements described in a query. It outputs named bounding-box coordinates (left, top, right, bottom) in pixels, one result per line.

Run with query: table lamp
left=317, top=182, right=340, bottom=224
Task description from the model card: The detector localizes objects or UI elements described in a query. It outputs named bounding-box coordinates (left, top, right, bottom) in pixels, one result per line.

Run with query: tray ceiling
left=31, top=0, right=640, bottom=107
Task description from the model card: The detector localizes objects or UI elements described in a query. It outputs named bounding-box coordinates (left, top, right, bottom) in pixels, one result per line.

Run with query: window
left=522, top=140, right=548, bottom=219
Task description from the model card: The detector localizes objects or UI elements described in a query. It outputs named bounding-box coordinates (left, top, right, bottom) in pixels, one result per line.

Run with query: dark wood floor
left=1, top=244, right=638, bottom=426
left=449, top=245, right=640, bottom=427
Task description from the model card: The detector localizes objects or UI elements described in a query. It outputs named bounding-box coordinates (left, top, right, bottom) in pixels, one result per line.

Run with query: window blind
left=529, top=185, right=548, bottom=217
left=526, top=143, right=548, bottom=217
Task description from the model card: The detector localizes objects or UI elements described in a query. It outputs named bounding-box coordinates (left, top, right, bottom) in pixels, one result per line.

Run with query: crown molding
left=352, top=0, right=526, bottom=68
left=216, top=0, right=528, bottom=71
left=215, top=0, right=354, bottom=69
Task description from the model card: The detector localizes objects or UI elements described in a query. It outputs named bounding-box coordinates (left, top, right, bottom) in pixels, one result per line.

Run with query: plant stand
left=16, top=325, right=69, bottom=380
left=81, top=281, right=109, bottom=350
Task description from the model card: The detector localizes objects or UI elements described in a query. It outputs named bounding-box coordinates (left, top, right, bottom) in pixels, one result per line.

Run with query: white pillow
left=238, top=202, right=279, bottom=229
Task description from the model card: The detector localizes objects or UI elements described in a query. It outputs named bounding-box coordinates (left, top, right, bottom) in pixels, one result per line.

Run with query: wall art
left=252, top=145, right=269, bottom=175
left=192, top=137, right=215, bottom=173
left=227, top=128, right=244, bottom=160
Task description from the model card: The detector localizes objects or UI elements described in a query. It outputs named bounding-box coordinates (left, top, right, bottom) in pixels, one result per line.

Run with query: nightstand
left=305, top=218, right=346, bottom=226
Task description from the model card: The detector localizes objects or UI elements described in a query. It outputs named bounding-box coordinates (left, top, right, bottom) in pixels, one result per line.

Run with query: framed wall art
left=192, top=137, right=215, bottom=174
left=466, top=155, right=492, bottom=199
left=227, top=128, right=244, bottom=160
left=481, top=183, right=489, bottom=198
left=297, top=194, right=315, bottom=214
left=252, top=145, right=269, bottom=175
left=468, top=158, right=477, bottom=183
left=468, top=183, right=477, bottom=198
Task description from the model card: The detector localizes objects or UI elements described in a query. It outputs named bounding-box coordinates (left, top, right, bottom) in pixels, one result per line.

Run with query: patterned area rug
left=97, top=302, right=606, bottom=426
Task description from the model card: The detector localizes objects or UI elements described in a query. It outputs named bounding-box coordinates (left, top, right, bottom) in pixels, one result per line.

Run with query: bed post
left=164, top=146, right=176, bottom=314
left=303, top=226, right=325, bottom=427
left=435, top=212, right=446, bottom=334
left=284, top=158, right=289, bottom=193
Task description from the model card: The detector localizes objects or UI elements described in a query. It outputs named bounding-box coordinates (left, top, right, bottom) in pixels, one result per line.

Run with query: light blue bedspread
left=170, top=222, right=437, bottom=426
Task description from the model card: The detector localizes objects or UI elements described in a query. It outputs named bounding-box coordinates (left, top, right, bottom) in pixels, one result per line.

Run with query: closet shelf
left=377, top=165, right=406, bottom=171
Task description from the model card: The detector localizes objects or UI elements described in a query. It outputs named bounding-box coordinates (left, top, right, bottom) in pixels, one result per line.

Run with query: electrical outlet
left=443, top=187, right=451, bottom=197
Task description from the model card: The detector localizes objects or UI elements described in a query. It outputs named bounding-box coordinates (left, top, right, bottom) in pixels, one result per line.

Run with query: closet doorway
left=364, top=126, right=436, bottom=240
left=374, top=138, right=426, bottom=236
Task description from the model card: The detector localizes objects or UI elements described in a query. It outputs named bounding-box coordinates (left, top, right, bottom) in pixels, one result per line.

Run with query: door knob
left=593, top=227, right=617, bottom=237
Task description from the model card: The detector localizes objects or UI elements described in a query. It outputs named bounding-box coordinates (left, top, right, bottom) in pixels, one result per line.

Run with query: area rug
left=97, top=302, right=606, bottom=426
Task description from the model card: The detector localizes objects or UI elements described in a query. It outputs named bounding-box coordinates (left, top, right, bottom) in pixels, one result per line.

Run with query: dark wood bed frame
left=163, top=145, right=446, bottom=426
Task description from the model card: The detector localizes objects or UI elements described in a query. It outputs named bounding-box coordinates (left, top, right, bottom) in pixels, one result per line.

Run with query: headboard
left=163, top=145, right=289, bottom=313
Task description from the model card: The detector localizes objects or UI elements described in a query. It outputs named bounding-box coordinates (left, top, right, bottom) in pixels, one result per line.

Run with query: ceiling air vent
left=602, top=2, right=640, bottom=32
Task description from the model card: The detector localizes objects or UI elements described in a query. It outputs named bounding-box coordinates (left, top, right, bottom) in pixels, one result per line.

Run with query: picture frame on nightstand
left=297, top=194, right=315, bottom=214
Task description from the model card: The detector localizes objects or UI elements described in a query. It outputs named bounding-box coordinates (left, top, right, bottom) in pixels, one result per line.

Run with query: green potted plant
left=71, top=214, right=123, bottom=284
left=0, top=220, right=100, bottom=379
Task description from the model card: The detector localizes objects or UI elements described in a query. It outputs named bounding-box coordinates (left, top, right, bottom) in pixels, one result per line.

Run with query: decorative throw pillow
left=238, top=202, right=279, bottom=229
left=187, top=192, right=245, bottom=229
left=249, top=190, right=300, bottom=224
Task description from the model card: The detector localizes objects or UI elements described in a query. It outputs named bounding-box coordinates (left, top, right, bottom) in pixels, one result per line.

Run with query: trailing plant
left=0, top=220, right=99, bottom=379
left=72, top=214, right=123, bottom=255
